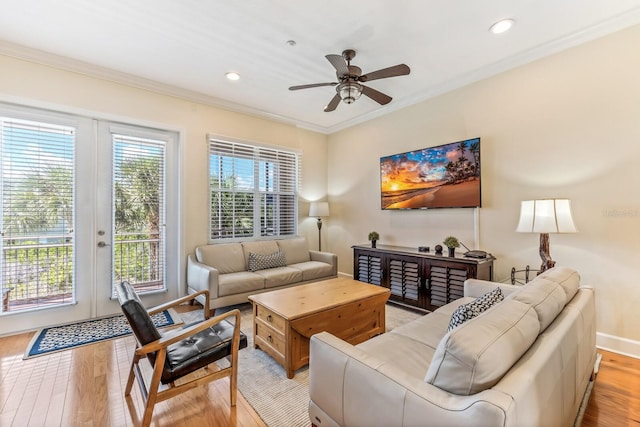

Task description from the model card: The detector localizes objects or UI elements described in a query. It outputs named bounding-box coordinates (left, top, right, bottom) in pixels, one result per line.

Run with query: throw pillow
left=448, top=287, right=504, bottom=332
left=248, top=251, right=287, bottom=272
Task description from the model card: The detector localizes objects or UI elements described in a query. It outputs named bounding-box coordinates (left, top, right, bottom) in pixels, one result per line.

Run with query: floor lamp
left=516, top=199, right=577, bottom=273
left=309, top=202, right=330, bottom=251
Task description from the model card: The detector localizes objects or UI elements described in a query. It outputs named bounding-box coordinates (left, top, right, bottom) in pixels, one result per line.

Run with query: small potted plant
left=368, top=231, right=380, bottom=248
left=442, top=236, right=460, bottom=257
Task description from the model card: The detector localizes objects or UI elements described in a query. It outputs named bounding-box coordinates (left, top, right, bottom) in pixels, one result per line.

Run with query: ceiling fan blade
left=324, top=93, right=341, bottom=112
left=325, top=54, right=349, bottom=76
left=289, top=82, right=337, bottom=91
left=360, top=64, right=410, bottom=82
left=361, top=85, right=392, bottom=105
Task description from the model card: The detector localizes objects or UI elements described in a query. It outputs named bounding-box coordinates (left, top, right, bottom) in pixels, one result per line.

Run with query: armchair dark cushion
left=117, top=281, right=163, bottom=363
left=164, top=319, right=247, bottom=384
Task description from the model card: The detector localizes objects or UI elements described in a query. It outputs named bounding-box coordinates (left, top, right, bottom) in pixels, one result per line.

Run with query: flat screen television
left=380, top=137, right=481, bottom=210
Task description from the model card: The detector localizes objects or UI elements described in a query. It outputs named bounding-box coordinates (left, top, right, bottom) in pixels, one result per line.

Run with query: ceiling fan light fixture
left=339, top=82, right=362, bottom=104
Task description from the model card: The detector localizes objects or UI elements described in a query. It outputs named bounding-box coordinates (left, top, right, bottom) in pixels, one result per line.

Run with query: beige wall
left=327, top=24, right=640, bottom=356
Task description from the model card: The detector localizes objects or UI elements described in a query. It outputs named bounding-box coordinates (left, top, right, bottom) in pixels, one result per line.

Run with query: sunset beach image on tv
left=380, top=137, right=481, bottom=210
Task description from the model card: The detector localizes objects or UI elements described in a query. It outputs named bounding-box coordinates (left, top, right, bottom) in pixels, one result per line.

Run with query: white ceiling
left=2, top=1, right=640, bottom=134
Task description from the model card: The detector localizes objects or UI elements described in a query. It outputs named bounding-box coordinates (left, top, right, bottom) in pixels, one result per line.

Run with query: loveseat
left=187, top=237, right=337, bottom=314
left=309, top=267, right=596, bottom=427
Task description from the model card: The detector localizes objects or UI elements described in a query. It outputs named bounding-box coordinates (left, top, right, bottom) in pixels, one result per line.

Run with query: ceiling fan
left=289, top=49, right=410, bottom=112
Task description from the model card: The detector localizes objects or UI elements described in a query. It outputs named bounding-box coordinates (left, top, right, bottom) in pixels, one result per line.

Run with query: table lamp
left=309, top=202, right=330, bottom=251
left=516, top=199, right=577, bottom=273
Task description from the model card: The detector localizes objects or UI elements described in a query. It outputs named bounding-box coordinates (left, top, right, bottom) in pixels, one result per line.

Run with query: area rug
left=181, top=302, right=423, bottom=427
left=24, top=308, right=180, bottom=359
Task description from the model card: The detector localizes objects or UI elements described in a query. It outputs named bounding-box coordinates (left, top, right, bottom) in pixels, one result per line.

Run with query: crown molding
left=0, top=40, right=330, bottom=134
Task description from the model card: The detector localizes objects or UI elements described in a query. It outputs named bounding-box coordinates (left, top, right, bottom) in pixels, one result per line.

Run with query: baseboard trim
left=596, top=332, right=640, bottom=359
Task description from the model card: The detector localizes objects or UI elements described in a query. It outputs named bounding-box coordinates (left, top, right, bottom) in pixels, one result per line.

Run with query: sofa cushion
left=241, top=241, right=280, bottom=268
left=277, top=237, right=311, bottom=265
left=537, top=266, right=580, bottom=303
left=218, top=271, right=265, bottom=297
left=356, top=332, right=435, bottom=378
left=390, top=298, right=473, bottom=351
left=448, top=287, right=504, bottom=332
left=508, top=278, right=566, bottom=333
left=289, top=261, right=334, bottom=281
left=196, top=243, right=245, bottom=274
left=425, top=299, right=540, bottom=395
left=247, top=250, right=287, bottom=272
left=253, top=266, right=303, bottom=289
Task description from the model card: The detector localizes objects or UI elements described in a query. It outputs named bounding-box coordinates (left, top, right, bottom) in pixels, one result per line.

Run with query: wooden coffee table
left=249, top=277, right=390, bottom=378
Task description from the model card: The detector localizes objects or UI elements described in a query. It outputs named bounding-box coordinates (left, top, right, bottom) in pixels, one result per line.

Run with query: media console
left=352, top=244, right=495, bottom=312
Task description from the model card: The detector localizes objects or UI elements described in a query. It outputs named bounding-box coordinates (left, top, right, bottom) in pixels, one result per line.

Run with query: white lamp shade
left=309, top=201, right=330, bottom=217
left=516, top=199, right=577, bottom=233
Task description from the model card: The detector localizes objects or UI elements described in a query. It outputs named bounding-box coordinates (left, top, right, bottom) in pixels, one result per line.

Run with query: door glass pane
left=111, top=134, right=165, bottom=296
left=0, top=117, right=75, bottom=313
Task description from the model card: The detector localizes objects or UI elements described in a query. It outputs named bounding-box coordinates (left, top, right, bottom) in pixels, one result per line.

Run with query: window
left=111, top=133, right=166, bottom=296
left=0, top=117, right=75, bottom=311
left=209, top=138, right=300, bottom=240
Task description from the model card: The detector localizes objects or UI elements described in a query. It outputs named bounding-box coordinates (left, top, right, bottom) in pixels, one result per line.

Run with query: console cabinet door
left=426, top=262, right=476, bottom=308
left=354, top=250, right=383, bottom=286
left=388, top=255, right=421, bottom=306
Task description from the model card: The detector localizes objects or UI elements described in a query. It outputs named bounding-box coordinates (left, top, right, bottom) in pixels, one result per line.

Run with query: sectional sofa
left=309, top=267, right=596, bottom=427
left=187, top=237, right=337, bottom=314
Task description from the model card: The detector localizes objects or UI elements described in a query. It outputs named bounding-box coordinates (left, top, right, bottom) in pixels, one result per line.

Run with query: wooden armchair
left=116, top=281, right=247, bottom=427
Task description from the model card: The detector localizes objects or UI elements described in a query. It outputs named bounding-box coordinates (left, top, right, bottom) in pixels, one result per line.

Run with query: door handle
left=97, top=241, right=110, bottom=247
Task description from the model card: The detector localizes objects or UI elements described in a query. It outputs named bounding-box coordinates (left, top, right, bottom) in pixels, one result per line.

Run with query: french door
left=0, top=104, right=179, bottom=334
left=95, top=122, right=177, bottom=317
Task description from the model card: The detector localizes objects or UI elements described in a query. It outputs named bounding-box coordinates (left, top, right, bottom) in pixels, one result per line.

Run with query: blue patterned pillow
left=448, top=287, right=504, bottom=332
left=248, top=251, right=287, bottom=272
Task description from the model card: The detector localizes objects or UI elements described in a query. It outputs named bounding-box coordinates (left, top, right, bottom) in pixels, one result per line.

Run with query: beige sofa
left=187, top=237, right=337, bottom=313
left=309, top=267, right=596, bottom=427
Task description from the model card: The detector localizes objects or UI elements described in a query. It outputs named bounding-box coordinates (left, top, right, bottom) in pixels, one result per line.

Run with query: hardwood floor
left=582, top=350, right=640, bottom=426
left=1, top=323, right=638, bottom=426
left=0, top=330, right=266, bottom=426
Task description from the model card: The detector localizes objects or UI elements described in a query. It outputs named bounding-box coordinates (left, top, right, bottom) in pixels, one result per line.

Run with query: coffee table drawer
left=255, top=304, right=285, bottom=332
left=255, top=322, right=286, bottom=355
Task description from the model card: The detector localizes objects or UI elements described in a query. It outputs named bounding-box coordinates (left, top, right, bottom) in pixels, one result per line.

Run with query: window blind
left=0, top=117, right=75, bottom=309
left=209, top=139, right=300, bottom=240
left=112, top=134, right=166, bottom=294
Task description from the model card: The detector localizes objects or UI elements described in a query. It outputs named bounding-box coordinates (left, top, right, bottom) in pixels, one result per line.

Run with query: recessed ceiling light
left=490, top=18, right=515, bottom=34
left=225, top=71, right=240, bottom=81
left=286, top=40, right=297, bottom=47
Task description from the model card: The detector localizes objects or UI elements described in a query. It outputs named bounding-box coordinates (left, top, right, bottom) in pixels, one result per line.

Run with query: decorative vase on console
left=443, top=236, right=460, bottom=257
left=368, top=231, right=380, bottom=248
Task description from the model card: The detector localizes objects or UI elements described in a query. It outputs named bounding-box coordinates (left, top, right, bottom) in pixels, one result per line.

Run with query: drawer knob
left=267, top=334, right=273, bottom=343
left=267, top=314, right=272, bottom=322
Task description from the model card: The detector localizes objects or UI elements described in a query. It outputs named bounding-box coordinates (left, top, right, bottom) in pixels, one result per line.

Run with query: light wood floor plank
left=0, top=330, right=266, bottom=426
left=582, top=350, right=640, bottom=426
